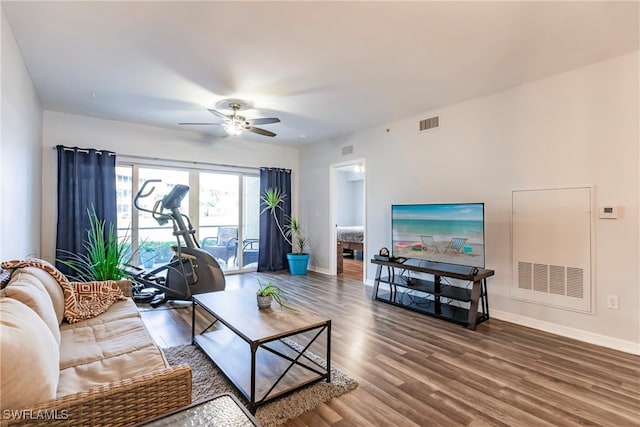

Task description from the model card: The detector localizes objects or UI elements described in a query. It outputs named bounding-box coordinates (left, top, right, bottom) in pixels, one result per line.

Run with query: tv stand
left=371, top=258, right=494, bottom=330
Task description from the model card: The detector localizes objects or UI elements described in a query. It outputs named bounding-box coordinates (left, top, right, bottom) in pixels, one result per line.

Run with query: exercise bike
left=131, top=179, right=226, bottom=306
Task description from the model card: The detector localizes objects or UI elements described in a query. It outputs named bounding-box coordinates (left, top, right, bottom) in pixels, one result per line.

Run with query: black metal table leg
left=191, top=298, right=196, bottom=345
left=326, top=320, right=332, bottom=383
left=250, top=343, right=257, bottom=414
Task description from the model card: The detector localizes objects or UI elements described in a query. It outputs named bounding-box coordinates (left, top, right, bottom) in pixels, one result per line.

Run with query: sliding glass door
left=115, top=163, right=259, bottom=273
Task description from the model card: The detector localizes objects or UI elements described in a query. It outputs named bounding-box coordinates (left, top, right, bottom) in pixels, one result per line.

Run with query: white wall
left=352, top=179, right=364, bottom=225
left=300, top=52, right=639, bottom=352
left=336, top=171, right=364, bottom=226
left=40, top=111, right=299, bottom=262
left=1, top=10, right=43, bottom=260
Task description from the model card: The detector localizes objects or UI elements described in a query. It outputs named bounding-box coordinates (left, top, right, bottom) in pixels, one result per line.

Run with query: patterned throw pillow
left=70, top=280, right=127, bottom=322
left=0, top=259, right=126, bottom=323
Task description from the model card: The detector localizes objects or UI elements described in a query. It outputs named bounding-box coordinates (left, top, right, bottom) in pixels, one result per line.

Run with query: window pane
left=137, top=168, right=189, bottom=268
left=242, top=176, right=260, bottom=268
left=116, top=166, right=134, bottom=264
left=116, top=166, right=133, bottom=227
left=199, top=173, right=239, bottom=271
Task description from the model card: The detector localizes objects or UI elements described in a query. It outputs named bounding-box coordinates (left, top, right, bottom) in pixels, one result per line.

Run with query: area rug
left=163, top=342, right=358, bottom=427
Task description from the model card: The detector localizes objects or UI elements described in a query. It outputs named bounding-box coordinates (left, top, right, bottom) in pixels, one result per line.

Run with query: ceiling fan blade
left=245, top=117, right=280, bottom=125
left=179, top=122, right=222, bottom=125
left=248, top=126, right=276, bottom=137
left=207, top=108, right=230, bottom=121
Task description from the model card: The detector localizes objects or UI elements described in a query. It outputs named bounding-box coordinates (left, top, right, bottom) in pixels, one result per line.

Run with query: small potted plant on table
left=256, top=278, right=293, bottom=310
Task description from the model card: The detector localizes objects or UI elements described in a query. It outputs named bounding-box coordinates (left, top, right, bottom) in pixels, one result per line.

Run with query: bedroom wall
left=1, top=10, right=43, bottom=260
left=40, top=111, right=299, bottom=263
left=299, top=52, right=639, bottom=352
left=336, top=170, right=364, bottom=226
left=352, top=179, right=364, bottom=225
left=336, top=170, right=353, bottom=225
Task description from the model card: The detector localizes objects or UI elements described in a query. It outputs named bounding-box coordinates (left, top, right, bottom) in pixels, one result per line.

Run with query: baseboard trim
left=308, top=265, right=331, bottom=276
left=355, top=282, right=638, bottom=354
left=491, top=309, right=640, bottom=355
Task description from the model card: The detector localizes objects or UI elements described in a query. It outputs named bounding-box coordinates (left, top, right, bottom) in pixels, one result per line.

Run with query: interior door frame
left=329, top=158, right=367, bottom=279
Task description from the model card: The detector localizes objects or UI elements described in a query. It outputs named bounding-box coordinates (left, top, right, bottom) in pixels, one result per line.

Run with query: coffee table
left=192, top=289, right=331, bottom=414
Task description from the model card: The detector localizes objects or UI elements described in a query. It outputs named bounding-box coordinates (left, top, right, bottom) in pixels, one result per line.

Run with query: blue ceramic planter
left=286, top=253, right=309, bottom=275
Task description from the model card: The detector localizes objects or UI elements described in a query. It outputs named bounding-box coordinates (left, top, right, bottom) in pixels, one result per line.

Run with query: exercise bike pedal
left=132, top=293, right=154, bottom=303
left=149, top=293, right=167, bottom=308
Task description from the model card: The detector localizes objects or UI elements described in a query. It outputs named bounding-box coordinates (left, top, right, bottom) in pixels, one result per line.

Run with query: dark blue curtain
left=258, top=168, right=292, bottom=272
left=55, top=146, right=117, bottom=276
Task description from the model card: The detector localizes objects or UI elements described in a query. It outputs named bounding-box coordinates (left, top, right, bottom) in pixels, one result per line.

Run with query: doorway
left=330, top=160, right=366, bottom=281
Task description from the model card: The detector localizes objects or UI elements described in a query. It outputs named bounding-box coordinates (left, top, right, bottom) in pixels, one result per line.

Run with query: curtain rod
left=52, top=148, right=286, bottom=174
left=260, top=167, right=291, bottom=173
left=51, top=148, right=260, bottom=171
left=116, top=154, right=260, bottom=171
left=54, top=146, right=115, bottom=156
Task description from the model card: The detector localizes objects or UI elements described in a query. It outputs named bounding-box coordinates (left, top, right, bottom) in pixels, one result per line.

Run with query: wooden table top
left=194, top=290, right=330, bottom=343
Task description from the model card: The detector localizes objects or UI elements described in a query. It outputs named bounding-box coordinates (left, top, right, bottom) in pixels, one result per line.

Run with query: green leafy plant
left=57, top=207, right=136, bottom=282
left=260, top=187, right=308, bottom=254
left=256, top=278, right=295, bottom=310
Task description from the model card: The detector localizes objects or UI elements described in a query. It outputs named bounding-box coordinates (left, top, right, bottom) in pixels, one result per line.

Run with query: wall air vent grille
left=518, top=262, right=532, bottom=289
left=533, top=263, right=548, bottom=292
left=549, top=265, right=565, bottom=295
left=341, top=145, right=354, bottom=155
left=515, top=262, right=585, bottom=299
left=419, top=116, right=439, bottom=131
left=567, top=267, right=584, bottom=298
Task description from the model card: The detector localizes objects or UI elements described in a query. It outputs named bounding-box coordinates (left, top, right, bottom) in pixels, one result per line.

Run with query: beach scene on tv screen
left=392, top=203, right=485, bottom=268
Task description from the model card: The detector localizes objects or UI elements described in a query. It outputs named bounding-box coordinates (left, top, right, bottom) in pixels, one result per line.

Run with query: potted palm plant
left=57, top=207, right=135, bottom=282
left=261, top=187, right=310, bottom=275
left=256, top=278, right=294, bottom=310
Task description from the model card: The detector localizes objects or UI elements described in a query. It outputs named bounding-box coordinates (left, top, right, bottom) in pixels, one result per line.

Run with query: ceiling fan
left=179, top=102, right=280, bottom=137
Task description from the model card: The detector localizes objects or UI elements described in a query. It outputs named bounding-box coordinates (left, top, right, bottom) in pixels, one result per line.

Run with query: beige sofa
left=0, top=266, right=192, bottom=426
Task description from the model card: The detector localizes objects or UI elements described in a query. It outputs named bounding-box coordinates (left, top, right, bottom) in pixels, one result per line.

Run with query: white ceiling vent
left=341, top=145, right=354, bottom=155
left=419, top=116, right=439, bottom=131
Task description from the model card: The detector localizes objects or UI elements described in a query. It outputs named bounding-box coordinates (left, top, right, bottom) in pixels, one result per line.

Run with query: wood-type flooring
left=339, top=256, right=363, bottom=282
left=139, top=271, right=640, bottom=427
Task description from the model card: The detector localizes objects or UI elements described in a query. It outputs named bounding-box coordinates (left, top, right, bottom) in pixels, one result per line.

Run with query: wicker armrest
left=2, top=364, right=192, bottom=427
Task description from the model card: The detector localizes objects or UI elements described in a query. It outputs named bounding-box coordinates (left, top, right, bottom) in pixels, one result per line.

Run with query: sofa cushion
left=4, top=271, right=61, bottom=345
left=59, top=298, right=139, bottom=331
left=56, top=344, right=169, bottom=398
left=0, top=298, right=60, bottom=410
left=18, top=266, right=66, bottom=324
left=59, top=316, right=157, bottom=370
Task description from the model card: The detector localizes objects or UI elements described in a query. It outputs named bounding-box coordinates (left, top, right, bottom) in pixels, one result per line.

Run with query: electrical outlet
left=607, top=295, right=619, bottom=310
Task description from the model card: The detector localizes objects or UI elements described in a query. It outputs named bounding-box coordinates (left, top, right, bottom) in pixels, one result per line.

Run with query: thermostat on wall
left=599, top=206, right=618, bottom=219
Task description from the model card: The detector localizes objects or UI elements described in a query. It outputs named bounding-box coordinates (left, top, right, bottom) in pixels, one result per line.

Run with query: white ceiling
left=3, top=1, right=638, bottom=145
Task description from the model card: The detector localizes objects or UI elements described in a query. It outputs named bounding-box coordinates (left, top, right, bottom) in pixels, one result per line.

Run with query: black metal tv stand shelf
left=371, top=258, right=494, bottom=330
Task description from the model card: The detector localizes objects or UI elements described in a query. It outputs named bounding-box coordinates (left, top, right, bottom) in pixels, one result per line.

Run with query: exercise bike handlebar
left=134, top=179, right=161, bottom=214
left=134, top=179, right=174, bottom=225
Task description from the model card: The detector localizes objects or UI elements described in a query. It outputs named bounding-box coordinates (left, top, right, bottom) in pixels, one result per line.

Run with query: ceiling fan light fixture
left=181, top=100, right=279, bottom=137
left=224, top=121, right=243, bottom=136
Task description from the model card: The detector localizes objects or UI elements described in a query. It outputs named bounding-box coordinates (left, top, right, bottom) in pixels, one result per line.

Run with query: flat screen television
left=391, top=203, right=485, bottom=268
